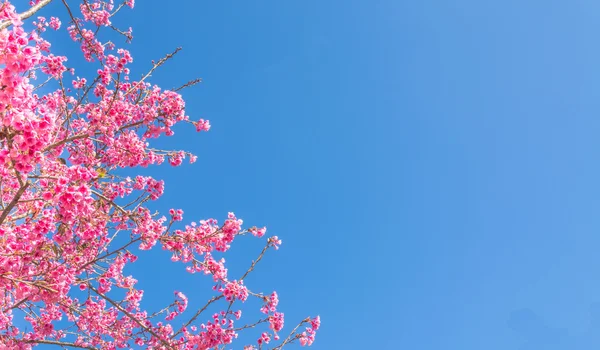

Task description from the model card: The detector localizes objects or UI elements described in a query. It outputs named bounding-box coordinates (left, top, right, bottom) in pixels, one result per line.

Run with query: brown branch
left=273, top=319, right=309, bottom=350
left=234, top=318, right=268, bottom=331
left=110, top=1, right=128, bottom=17
left=44, top=118, right=147, bottom=153
left=0, top=181, right=29, bottom=225
left=60, top=0, right=82, bottom=34
left=79, top=236, right=141, bottom=270
left=0, top=0, right=53, bottom=30
left=240, top=241, right=270, bottom=281
left=43, top=133, right=88, bottom=152
left=88, top=285, right=173, bottom=349
left=90, top=190, right=128, bottom=215
left=173, top=78, right=202, bottom=92
left=126, top=47, right=182, bottom=95
left=2, top=297, right=27, bottom=313
left=109, top=24, right=132, bottom=41
left=171, top=295, right=223, bottom=339
left=24, top=339, right=97, bottom=349
left=63, top=76, right=101, bottom=125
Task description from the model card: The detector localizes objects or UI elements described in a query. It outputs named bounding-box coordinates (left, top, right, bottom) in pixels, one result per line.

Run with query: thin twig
left=126, top=47, right=182, bottom=95
left=173, top=78, right=202, bottom=92
left=240, top=241, right=270, bottom=281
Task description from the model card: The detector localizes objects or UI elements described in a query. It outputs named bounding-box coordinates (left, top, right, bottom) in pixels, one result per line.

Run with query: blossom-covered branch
left=0, top=0, right=319, bottom=348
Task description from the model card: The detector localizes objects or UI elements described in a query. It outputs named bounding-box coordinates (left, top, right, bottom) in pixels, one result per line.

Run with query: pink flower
left=222, top=280, right=248, bottom=302
left=261, top=292, right=279, bottom=314
left=196, top=119, right=211, bottom=132
left=269, top=236, right=282, bottom=250
left=311, top=316, right=321, bottom=330
left=269, top=312, right=284, bottom=332
left=249, top=226, right=267, bottom=238
left=49, top=17, right=61, bottom=30
left=42, top=54, right=68, bottom=78
left=257, top=332, right=271, bottom=345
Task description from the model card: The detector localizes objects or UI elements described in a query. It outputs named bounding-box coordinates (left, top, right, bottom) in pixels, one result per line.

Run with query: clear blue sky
left=36, top=0, right=600, bottom=348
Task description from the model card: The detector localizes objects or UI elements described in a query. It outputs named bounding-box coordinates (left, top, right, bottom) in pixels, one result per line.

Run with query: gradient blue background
left=31, top=0, right=600, bottom=348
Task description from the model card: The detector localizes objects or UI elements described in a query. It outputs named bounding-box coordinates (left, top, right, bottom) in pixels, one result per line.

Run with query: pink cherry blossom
left=0, top=0, right=319, bottom=348
left=49, top=17, right=61, bottom=30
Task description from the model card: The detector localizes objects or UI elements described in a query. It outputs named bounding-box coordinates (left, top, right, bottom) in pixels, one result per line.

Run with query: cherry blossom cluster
left=0, top=0, right=319, bottom=348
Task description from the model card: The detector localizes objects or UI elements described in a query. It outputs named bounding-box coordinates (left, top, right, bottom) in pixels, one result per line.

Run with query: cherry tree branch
left=0, top=0, right=53, bottom=30
left=173, top=78, right=202, bottom=92
left=240, top=240, right=270, bottom=281
left=273, top=319, right=309, bottom=350
left=88, top=284, right=173, bottom=349
left=0, top=181, right=30, bottom=225
left=171, top=295, right=224, bottom=339
left=25, top=339, right=98, bottom=350
left=126, top=47, right=182, bottom=95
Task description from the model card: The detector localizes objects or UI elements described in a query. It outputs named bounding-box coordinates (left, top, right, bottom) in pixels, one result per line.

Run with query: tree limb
left=25, top=339, right=98, bottom=350
left=0, top=181, right=30, bottom=225
left=0, top=0, right=54, bottom=30
left=88, top=285, right=173, bottom=349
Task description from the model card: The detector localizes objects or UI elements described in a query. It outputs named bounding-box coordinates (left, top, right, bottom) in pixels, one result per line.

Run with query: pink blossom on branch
left=0, top=0, right=319, bottom=348
left=49, top=16, right=60, bottom=30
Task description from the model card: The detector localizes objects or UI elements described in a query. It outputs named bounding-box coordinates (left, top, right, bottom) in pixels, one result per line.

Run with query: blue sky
left=31, top=0, right=600, bottom=348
